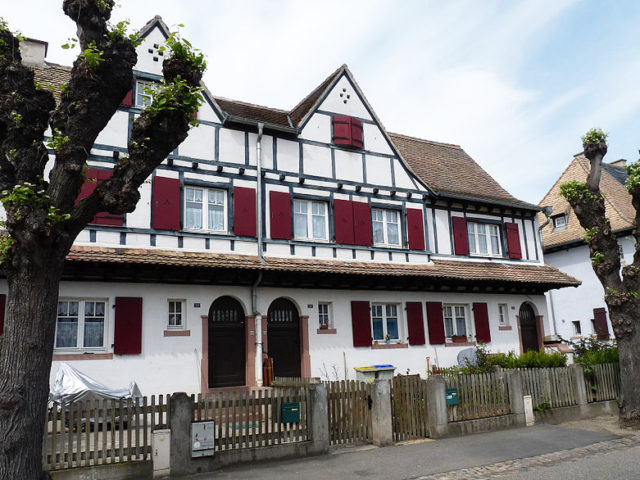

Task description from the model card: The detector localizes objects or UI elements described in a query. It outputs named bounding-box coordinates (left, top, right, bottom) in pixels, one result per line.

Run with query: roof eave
left=438, top=192, right=541, bottom=212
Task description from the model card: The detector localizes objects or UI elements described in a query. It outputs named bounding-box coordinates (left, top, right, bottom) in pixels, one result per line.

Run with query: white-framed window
left=371, top=303, right=400, bottom=342
left=572, top=321, right=582, bottom=336
left=135, top=80, right=157, bottom=108
left=55, top=299, right=107, bottom=350
left=443, top=304, right=468, bottom=340
left=184, top=187, right=227, bottom=232
left=552, top=214, right=567, bottom=231
left=318, top=302, right=332, bottom=329
left=168, top=300, right=185, bottom=329
left=467, top=222, right=501, bottom=256
left=498, top=304, right=509, bottom=325
left=293, top=199, right=328, bottom=240
left=372, top=208, right=401, bottom=246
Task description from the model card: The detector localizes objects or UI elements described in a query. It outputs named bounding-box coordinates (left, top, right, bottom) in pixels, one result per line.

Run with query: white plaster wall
left=334, top=150, right=363, bottom=183
left=302, top=144, right=332, bottom=178
left=318, top=75, right=373, bottom=121
left=40, top=279, right=548, bottom=395
left=126, top=179, right=152, bottom=229
left=95, top=111, right=129, bottom=149
left=365, top=155, right=392, bottom=187
left=545, top=237, right=634, bottom=339
left=218, top=128, right=245, bottom=164
left=196, top=100, right=223, bottom=124
left=300, top=114, right=331, bottom=144
left=248, top=133, right=274, bottom=170
left=394, top=161, right=416, bottom=190
left=276, top=139, right=299, bottom=173
left=362, top=123, right=393, bottom=156
left=434, top=209, right=452, bottom=254
left=178, top=123, right=215, bottom=161
left=134, top=28, right=166, bottom=77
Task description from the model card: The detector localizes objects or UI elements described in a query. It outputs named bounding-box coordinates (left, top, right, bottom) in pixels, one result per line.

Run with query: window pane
left=490, top=225, right=500, bottom=254
left=294, top=212, right=308, bottom=238
left=372, top=209, right=383, bottom=221
left=209, top=189, right=224, bottom=205
left=312, top=212, right=326, bottom=239
left=293, top=200, right=307, bottom=214
left=387, top=223, right=399, bottom=245
left=456, top=317, right=466, bottom=336
left=444, top=318, right=454, bottom=338
left=372, top=318, right=384, bottom=340
left=56, top=301, right=78, bottom=348
left=186, top=188, right=203, bottom=229
left=84, top=320, right=104, bottom=347
left=386, top=210, right=397, bottom=224
left=467, top=223, right=476, bottom=254
left=208, top=205, right=225, bottom=231
left=386, top=317, right=398, bottom=339
left=373, top=220, right=384, bottom=244
left=477, top=224, right=488, bottom=253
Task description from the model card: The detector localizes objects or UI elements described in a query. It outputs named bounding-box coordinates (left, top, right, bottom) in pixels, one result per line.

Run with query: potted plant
left=385, top=333, right=391, bottom=344
left=451, top=335, right=467, bottom=344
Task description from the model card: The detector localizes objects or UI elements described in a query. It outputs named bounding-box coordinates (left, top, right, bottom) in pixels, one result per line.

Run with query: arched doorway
left=208, top=296, right=245, bottom=388
left=519, top=303, right=539, bottom=352
left=267, top=298, right=301, bottom=378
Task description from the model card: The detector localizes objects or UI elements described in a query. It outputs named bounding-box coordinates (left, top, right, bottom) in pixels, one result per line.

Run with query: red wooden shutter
left=451, top=216, right=469, bottom=256
left=77, top=169, right=123, bottom=226
left=351, top=301, right=372, bottom=347
left=332, top=115, right=352, bottom=146
left=233, top=186, right=256, bottom=237
left=121, top=90, right=133, bottom=107
left=593, top=307, right=610, bottom=340
left=406, top=301, right=426, bottom=345
left=352, top=201, right=372, bottom=246
left=152, top=176, right=181, bottom=231
left=406, top=208, right=425, bottom=250
left=0, top=294, right=6, bottom=336
left=114, top=297, right=143, bottom=355
left=333, top=199, right=355, bottom=245
left=473, top=302, right=491, bottom=343
left=269, top=191, right=292, bottom=240
left=426, top=301, right=445, bottom=345
left=505, top=222, right=522, bottom=259
left=351, top=118, right=363, bottom=149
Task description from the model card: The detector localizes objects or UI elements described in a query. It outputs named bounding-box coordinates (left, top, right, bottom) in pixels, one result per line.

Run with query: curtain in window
left=185, top=188, right=203, bottom=229
left=312, top=202, right=326, bottom=239
left=208, top=190, right=225, bottom=231
left=56, top=301, right=79, bottom=348
left=293, top=200, right=308, bottom=238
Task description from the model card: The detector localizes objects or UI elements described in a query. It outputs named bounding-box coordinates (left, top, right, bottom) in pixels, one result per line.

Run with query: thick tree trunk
left=616, top=326, right=640, bottom=427
left=0, top=253, right=65, bottom=480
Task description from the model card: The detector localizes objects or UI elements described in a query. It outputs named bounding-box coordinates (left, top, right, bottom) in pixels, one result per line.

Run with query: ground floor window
left=318, top=302, right=332, bottom=329
left=443, top=304, right=468, bottom=340
left=498, top=304, right=509, bottom=325
left=55, top=300, right=106, bottom=350
left=168, top=299, right=185, bottom=329
left=372, top=303, right=400, bottom=342
left=572, top=320, right=582, bottom=336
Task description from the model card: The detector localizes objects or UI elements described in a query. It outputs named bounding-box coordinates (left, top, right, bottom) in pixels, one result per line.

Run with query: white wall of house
left=39, top=280, right=548, bottom=396
left=545, top=235, right=634, bottom=340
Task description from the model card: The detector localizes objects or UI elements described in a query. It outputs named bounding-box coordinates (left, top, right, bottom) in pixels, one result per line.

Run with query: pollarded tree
left=560, top=128, right=640, bottom=427
left=0, top=1, right=205, bottom=478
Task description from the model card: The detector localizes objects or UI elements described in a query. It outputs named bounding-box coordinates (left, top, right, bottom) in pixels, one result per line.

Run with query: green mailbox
left=445, top=388, right=459, bottom=406
left=280, top=402, right=301, bottom=423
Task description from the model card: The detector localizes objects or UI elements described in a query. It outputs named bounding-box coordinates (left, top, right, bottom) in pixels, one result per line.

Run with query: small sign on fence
left=445, top=388, right=459, bottom=406
left=191, top=421, right=215, bottom=458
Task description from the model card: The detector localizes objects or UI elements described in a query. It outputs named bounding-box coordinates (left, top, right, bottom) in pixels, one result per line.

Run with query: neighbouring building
left=539, top=154, right=631, bottom=342
left=0, top=17, right=578, bottom=396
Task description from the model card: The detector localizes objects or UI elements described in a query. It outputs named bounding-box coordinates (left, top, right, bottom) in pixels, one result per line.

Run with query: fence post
left=426, top=376, right=448, bottom=438
left=505, top=371, right=526, bottom=427
left=371, top=379, right=393, bottom=446
left=308, top=384, right=330, bottom=455
left=169, top=392, right=193, bottom=477
left=570, top=364, right=589, bottom=413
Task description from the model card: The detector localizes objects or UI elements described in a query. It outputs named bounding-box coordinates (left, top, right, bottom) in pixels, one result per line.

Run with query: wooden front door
left=519, top=303, right=539, bottom=352
left=208, top=296, right=245, bottom=388
left=267, top=298, right=301, bottom=378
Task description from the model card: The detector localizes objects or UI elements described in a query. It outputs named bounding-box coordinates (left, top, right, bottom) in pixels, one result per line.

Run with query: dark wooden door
left=209, top=296, right=245, bottom=388
left=519, top=303, right=539, bottom=352
left=267, top=298, right=301, bottom=378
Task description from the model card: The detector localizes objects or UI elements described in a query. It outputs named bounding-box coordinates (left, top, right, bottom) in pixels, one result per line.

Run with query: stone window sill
left=498, top=326, right=513, bottom=331
left=164, top=329, right=191, bottom=337
left=317, top=328, right=337, bottom=334
left=445, top=341, right=477, bottom=347
left=53, top=353, right=114, bottom=361
left=372, top=343, right=408, bottom=349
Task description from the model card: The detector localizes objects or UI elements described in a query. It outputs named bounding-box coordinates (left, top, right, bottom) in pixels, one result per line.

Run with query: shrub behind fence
left=585, top=363, right=620, bottom=402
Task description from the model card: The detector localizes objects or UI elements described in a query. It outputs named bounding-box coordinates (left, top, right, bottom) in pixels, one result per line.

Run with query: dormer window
left=332, top=115, right=364, bottom=149
left=135, top=80, right=157, bottom=108
left=552, top=214, right=567, bottom=231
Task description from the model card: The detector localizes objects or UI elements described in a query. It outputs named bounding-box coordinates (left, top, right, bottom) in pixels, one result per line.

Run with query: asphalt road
left=188, top=425, right=619, bottom=480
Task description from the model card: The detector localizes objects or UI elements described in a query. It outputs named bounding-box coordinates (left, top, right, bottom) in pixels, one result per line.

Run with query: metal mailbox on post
left=280, top=402, right=301, bottom=423
left=445, top=387, right=459, bottom=406
left=191, top=421, right=215, bottom=457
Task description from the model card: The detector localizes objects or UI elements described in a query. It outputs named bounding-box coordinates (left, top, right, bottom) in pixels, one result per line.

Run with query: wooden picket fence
left=272, top=377, right=321, bottom=387
left=191, top=387, right=310, bottom=451
left=518, top=367, right=577, bottom=409
left=324, top=380, right=372, bottom=445
left=585, top=363, right=620, bottom=402
left=43, top=394, right=170, bottom=471
left=444, top=372, right=510, bottom=422
left=391, top=375, right=429, bottom=441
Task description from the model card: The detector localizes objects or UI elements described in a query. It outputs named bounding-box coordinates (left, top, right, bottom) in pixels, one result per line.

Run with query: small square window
left=168, top=300, right=185, bottom=329
left=498, top=304, right=509, bottom=325
left=318, top=302, right=332, bottom=329
left=572, top=320, right=582, bottom=336
left=552, top=214, right=567, bottom=231
left=372, top=208, right=401, bottom=246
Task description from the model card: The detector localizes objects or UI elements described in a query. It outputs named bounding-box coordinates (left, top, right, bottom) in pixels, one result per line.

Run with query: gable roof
left=538, top=154, right=634, bottom=250
left=390, top=133, right=538, bottom=209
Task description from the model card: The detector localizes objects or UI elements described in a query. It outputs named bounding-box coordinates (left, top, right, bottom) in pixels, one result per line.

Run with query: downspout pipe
left=539, top=206, right=559, bottom=337
left=256, top=122, right=264, bottom=263
left=253, top=123, right=265, bottom=386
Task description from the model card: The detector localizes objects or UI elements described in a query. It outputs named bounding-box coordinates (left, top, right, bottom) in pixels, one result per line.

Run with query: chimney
left=19, top=38, right=48, bottom=67
left=609, top=159, right=627, bottom=169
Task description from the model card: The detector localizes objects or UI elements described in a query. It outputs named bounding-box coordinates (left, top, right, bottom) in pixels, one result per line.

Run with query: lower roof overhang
left=59, top=246, right=581, bottom=295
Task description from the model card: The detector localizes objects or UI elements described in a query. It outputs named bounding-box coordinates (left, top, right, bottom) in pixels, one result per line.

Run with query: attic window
left=552, top=214, right=567, bottom=231
left=332, top=115, right=363, bottom=149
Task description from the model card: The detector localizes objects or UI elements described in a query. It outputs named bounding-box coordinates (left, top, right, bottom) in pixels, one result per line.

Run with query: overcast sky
left=4, top=1, right=640, bottom=204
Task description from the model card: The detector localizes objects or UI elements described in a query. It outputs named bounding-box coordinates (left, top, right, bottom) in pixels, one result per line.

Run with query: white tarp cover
left=49, top=363, right=142, bottom=404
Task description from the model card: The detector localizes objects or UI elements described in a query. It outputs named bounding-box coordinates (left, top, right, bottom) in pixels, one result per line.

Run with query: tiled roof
left=538, top=155, right=634, bottom=249
left=389, top=133, right=537, bottom=209
left=213, top=97, right=292, bottom=128
left=66, top=246, right=579, bottom=289
left=33, top=62, right=71, bottom=102
left=289, top=65, right=345, bottom=127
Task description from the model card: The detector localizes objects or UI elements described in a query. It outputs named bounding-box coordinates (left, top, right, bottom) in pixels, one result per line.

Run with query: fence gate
left=391, top=375, right=429, bottom=441
left=325, top=380, right=372, bottom=445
